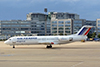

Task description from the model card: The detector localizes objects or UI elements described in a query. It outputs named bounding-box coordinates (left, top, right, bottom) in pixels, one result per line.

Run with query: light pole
left=44, top=8, right=47, bottom=36
left=96, top=26, right=98, bottom=38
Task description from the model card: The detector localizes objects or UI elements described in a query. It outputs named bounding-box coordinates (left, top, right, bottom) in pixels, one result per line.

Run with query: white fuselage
left=4, top=35, right=87, bottom=45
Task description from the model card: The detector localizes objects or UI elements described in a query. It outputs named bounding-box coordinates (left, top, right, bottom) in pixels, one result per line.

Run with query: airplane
left=4, top=25, right=93, bottom=48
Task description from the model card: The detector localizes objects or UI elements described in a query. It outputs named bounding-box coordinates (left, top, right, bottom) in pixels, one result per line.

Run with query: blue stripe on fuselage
left=78, top=27, right=87, bottom=35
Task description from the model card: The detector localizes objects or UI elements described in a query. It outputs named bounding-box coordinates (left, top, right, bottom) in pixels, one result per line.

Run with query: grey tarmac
left=0, top=41, right=100, bottom=67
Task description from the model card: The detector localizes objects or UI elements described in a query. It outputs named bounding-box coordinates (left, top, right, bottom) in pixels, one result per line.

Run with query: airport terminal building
left=50, top=12, right=96, bottom=35
left=27, top=13, right=48, bottom=21
left=0, top=20, right=51, bottom=37
left=49, top=12, right=79, bottom=20
left=0, top=12, right=97, bottom=38
left=51, top=19, right=86, bottom=35
left=85, top=20, right=96, bottom=34
left=96, top=19, right=100, bottom=35
left=51, top=19, right=72, bottom=35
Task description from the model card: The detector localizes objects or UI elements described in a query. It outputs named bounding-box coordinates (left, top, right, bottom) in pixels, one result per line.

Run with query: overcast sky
left=0, top=0, right=100, bottom=20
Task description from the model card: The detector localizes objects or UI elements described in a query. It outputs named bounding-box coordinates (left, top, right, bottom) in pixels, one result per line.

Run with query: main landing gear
left=46, top=44, right=52, bottom=48
left=13, top=45, right=15, bottom=48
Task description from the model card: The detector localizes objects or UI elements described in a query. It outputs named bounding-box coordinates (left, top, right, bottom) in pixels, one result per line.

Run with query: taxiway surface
left=0, top=41, right=100, bottom=67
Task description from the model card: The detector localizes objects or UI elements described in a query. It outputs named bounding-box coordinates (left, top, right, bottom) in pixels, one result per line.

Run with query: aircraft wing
left=38, top=41, right=55, bottom=45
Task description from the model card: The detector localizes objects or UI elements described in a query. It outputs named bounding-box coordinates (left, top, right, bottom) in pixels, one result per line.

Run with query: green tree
left=87, top=33, right=92, bottom=38
left=92, top=32, right=96, bottom=38
left=98, top=34, right=100, bottom=38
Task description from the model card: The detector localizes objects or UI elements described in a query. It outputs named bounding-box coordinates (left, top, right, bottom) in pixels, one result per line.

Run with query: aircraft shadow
left=52, top=47, right=97, bottom=49
left=14, top=47, right=98, bottom=49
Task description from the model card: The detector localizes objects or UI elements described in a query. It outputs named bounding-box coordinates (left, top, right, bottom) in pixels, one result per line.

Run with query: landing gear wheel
left=46, top=45, right=52, bottom=48
left=13, top=45, right=15, bottom=48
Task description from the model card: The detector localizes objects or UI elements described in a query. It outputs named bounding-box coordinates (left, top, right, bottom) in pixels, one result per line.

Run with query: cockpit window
left=9, top=39, right=11, bottom=40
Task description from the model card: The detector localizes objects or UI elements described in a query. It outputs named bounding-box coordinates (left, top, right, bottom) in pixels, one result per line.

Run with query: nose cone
left=4, top=41, right=7, bottom=44
left=4, top=41, right=9, bottom=44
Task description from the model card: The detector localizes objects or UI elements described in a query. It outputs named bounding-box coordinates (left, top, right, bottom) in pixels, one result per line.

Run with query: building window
left=65, top=24, right=70, bottom=27
left=52, top=28, right=57, bottom=30
left=52, top=31, right=57, bottom=33
left=52, top=25, right=57, bottom=27
left=32, top=22, right=36, bottom=24
left=21, top=28, right=29, bottom=30
left=98, top=30, right=100, bottom=32
left=47, top=25, right=50, bottom=27
left=65, top=31, right=70, bottom=33
left=47, top=22, right=50, bottom=24
left=20, top=22, right=30, bottom=23
left=31, top=28, right=36, bottom=30
left=47, top=28, right=50, bottom=30
left=2, top=31, right=15, bottom=34
left=65, top=21, right=70, bottom=24
left=98, top=28, right=100, bottom=30
left=41, top=28, right=44, bottom=30
left=98, top=20, right=100, bottom=23
left=16, top=31, right=25, bottom=33
left=52, top=21, right=57, bottom=24
left=74, top=21, right=82, bottom=24
left=36, top=28, right=41, bottom=30
left=31, top=31, right=41, bottom=33
left=36, top=22, right=41, bottom=24
left=98, top=24, right=100, bottom=26
left=59, top=28, right=63, bottom=30
left=58, top=21, right=64, bottom=24
left=74, top=24, right=82, bottom=27
left=58, top=25, right=64, bottom=27
left=37, top=25, right=41, bottom=27
left=2, top=28, right=11, bottom=30
left=65, top=28, right=70, bottom=30
left=59, top=31, right=63, bottom=33
left=47, top=31, right=50, bottom=33
left=20, top=25, right=30, bottom=27
left=31, top=25, right=36, bottom=27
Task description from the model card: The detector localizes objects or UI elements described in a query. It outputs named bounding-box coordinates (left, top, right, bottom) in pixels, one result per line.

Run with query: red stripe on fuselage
left=84, top=28, right=91, bottom=35
left=51, top=42, right=54, bottom=44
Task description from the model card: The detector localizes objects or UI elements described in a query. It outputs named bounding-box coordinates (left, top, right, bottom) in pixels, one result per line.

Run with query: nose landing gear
left=13, top=45, right=15, bottom=48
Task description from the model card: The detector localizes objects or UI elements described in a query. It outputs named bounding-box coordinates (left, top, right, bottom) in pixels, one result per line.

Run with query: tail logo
left=78, top=27, right=91, bottom=35
left=77, top=26, right=92, bottom=35
left=78, top=27, right=87, bottom=35
left=84, top=28, right=91, bottom=35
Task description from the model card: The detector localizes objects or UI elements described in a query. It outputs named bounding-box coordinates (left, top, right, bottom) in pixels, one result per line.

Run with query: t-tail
left=76, top=25, right=93, bottom=36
